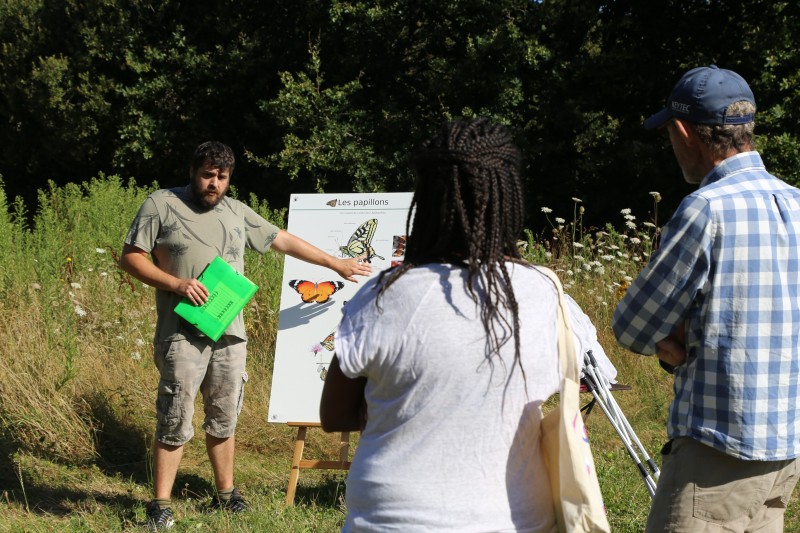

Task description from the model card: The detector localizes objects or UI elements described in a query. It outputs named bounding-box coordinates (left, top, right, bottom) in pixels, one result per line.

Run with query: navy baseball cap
left=644, top=65, right=755, bottom=130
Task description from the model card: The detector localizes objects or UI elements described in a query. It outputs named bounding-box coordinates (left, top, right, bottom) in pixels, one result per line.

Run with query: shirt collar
left=699, top=151, right=764, bottom=188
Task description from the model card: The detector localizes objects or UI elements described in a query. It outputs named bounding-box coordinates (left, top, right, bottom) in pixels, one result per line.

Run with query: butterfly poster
left=268, top=192, right=414, bottom=424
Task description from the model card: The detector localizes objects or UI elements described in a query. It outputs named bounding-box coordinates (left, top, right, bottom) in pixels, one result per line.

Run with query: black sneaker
left=209, top=487, right=248, bottom=513
left=145, top=500, right=175, bottom=531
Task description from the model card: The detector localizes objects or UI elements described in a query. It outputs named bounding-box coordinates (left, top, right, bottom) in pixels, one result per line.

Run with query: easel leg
left=285, top=426, right=307, bottom=506
left=339, top=431, right=350, bottom=462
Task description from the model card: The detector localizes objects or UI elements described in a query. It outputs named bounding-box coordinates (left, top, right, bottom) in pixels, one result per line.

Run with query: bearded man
left=120, top=141, right=370, bottom=531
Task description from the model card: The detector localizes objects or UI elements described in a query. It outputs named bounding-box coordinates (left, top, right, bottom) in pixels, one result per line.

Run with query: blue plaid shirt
left=613, top=152, right=800, bottom=461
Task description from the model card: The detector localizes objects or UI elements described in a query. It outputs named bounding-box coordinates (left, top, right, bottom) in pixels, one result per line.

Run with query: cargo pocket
left=156, top=379, right=182, bottom=427
left=236, top=371, right=248, bottom=416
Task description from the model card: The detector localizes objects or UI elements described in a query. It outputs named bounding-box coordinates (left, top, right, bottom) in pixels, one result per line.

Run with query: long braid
left=378, top=117, right=526, bottom=377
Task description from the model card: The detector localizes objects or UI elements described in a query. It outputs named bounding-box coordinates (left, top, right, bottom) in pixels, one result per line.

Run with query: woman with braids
left=320, top=118, right=614, bottom=532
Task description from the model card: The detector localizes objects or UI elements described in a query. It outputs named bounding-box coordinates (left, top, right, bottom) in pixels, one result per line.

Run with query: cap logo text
left=671, top=101, right=691, bottom=114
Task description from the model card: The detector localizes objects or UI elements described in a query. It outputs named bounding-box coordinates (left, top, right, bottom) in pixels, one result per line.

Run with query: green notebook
left=174, top=256, right=259, bottom=342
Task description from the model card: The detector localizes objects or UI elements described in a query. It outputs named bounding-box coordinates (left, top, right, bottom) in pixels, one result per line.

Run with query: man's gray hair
left=693, top=101, right=756, bottom=157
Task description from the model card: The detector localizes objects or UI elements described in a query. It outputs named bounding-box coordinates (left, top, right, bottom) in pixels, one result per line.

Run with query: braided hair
left=378, top=117, right=527, bottom=374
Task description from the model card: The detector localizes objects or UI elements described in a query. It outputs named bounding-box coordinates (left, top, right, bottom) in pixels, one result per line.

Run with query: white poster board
left=267, top=192, right=414, bottom=423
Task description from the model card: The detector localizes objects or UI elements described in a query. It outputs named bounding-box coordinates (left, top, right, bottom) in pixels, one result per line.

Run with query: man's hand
left=656, top=322, right=687, bottom=368
left=176, top=278, right=209, bottom=306
left=334, top=256, right=372, bottom=283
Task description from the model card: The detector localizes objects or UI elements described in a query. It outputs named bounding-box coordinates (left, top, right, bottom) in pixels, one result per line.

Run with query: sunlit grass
left=0, top=177, right=797, bottom=531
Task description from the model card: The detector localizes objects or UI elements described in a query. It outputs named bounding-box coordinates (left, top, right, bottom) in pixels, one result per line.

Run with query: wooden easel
left=285, top=422, right=353, bottom=505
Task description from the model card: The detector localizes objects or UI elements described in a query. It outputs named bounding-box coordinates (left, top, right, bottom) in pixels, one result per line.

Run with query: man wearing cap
left=613, top=65, right=800, bottom=531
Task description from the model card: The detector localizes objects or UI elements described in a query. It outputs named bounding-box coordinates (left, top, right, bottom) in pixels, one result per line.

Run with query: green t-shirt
left=124, top=186, right=279, bottom=343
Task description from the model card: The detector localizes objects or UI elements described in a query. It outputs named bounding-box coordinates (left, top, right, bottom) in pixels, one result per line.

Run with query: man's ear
left=672, top=119, right=696, bottom=146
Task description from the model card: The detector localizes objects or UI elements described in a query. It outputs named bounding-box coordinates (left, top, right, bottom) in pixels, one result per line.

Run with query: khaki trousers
left=646, top=437, right=800, bottom=533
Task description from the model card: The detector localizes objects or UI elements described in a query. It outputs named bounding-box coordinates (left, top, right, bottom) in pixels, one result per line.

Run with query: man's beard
left=190, top=180, right=229, bottom=209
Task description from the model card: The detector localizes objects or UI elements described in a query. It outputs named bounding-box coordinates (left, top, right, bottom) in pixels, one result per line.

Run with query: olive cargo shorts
left=153, top=336, right=248, bottom=446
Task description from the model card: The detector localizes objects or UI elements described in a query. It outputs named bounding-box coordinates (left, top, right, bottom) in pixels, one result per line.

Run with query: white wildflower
left=572, top=197, right=582, bottom=203
left=70, top=282, right=81, bottom=289
left=541, top=207, right=553, bottom=213
left=601, top=254, right=615, bottom=261
left=629, top=237, right=641, bottom=245
left=624, top=276, right=633, bottom=282
left=624, top=214, right=636, bottom=221
left=100, top=271, right=108, bottom=277
left=567, top=270, right=574, bottom=277
left=74, top=304, right=87, bottom=317
left=130, top=352, right=141, bottom=361
left=555, top=217, right=565, bottom=224
left=95, top=248, right=106, bottom=254
left=620, top=208, right=632, bottom=215
left=643, top=222, right=656, bottom=228
left=649, top=191, right=662, bottom=202
left=135, top=338, right=145, bottom=346
left=572, top=242, right=584, bottom=249
left=625, top=221, right=637, bottom=229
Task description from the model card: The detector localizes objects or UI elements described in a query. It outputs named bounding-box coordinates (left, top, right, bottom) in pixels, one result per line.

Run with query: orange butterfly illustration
left=321, top=330, right=335, bottom=351
left=288, top=279, right=344, bottom=303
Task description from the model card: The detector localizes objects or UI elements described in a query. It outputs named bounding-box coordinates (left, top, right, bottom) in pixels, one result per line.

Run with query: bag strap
left=537, top=267, right=580, bottom=386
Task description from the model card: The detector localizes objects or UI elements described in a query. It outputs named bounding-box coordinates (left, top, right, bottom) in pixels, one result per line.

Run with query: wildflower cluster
left=533, top=194, right=662, bottom=312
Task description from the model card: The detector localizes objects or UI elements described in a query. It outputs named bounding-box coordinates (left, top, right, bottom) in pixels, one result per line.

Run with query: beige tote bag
left=539, top=267, right=611, bottom=533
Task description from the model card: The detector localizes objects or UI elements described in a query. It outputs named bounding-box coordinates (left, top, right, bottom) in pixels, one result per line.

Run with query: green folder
left=174, top=256, right=259, bottom=341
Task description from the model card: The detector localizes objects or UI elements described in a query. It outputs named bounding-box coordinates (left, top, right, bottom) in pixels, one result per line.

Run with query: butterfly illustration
left=340, top=218, right=385, bottom=263
left=392, top=235, right=407, bottom=257
left=320, top=330, right=335, bottom=351
left=326, top=199, right=338, bottom=207
left=288, top=280, right=344, bottom=303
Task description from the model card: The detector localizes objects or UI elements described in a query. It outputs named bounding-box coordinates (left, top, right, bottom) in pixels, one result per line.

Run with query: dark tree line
left=1, top=0, right=798, bottom=229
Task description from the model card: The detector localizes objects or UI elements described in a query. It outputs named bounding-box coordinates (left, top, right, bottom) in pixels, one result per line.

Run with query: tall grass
left=0, top=178, right=796, bottom=531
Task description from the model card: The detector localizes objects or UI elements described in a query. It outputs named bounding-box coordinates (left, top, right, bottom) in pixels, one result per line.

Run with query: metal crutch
left=581, top=350, right=660, bottom=497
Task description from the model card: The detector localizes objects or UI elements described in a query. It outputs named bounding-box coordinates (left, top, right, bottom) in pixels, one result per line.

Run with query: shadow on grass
left=3, top=475, right=140, bottom=518
left=175, top=471, right=216, bottom=501
left=292, top=474, right=347, bottom=508
left=82, top=390, right=152, bottom=484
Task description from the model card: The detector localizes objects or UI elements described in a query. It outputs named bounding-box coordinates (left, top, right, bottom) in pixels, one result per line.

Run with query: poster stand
left=285, top=422, right=353, bottom=505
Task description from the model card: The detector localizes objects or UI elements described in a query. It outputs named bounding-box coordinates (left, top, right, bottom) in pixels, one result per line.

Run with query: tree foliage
left=0, top=0, right=798, bottom=228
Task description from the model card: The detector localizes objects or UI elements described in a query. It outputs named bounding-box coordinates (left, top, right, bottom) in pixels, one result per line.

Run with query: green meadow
left=0, top=177, right=796, bottom=532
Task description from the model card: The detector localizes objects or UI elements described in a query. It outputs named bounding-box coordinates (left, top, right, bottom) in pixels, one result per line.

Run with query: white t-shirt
left=335, top=262, right=614, bottom=532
